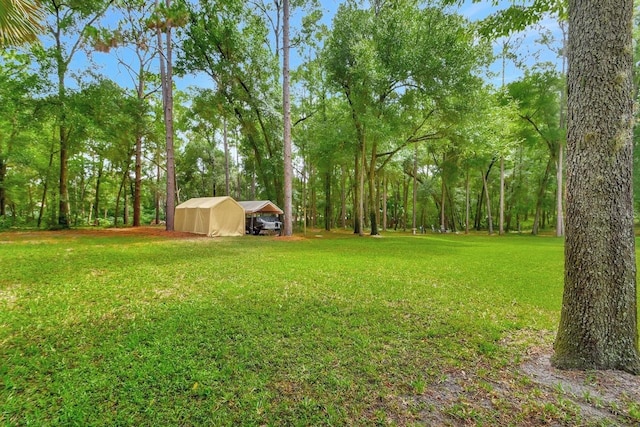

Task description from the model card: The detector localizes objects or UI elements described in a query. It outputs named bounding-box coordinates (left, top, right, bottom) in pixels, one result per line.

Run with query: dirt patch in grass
left=273, top=235, right=307, bottom=241
left=520, top=344, right=640, bottom=425
left=0, top=226, right=209, bottom=242
left=0, top=227, right=316, bottom=242
left=393, top=331, right=640, bottom=426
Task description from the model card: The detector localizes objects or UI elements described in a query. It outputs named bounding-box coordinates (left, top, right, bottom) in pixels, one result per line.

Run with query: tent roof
left=176, top=196, right=238, bottom=209
left=238, top=200, right=283, bottom=215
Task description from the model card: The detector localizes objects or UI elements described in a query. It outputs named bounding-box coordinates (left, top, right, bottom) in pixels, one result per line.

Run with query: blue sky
left=81, top=0, right=562, bottom=93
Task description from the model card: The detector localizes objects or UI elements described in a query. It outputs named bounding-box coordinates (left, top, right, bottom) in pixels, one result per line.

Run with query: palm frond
left=0, top=0, right=44, bottom=46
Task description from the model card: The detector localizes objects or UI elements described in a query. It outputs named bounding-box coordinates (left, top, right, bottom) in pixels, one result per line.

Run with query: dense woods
left=0, top=0, right=637, bottom=235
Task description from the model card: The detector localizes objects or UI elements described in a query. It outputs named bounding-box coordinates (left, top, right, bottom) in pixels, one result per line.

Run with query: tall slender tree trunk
left=553, top=0, right=640, bottom=374
left=440, top=181, right=446, bottom=232
left=532, top=157, right=552, bottom=235
left=499, top=156, right=505, bottom=235
left=56, top=59, right=69, bottom=228
left=340, top=164, right=347, bottom=228
left=115, top=163, right=130, bottom=228
left=402, top=174, right=409, bottom=231
left=38, top=141, right=56, bottom=228
left=412, top=141, right=418, bottom=233
left=282, top=0, right=293, bottom=236
left=556, top=144, right=564, bottom=237
left=309, top=164, right=316, bottom=228
left=353, top=152, right=361, bottom=234
left=157, top=0, right=176, bottom=231
left=133, top=65, right=145, bottom=227
left=382, top=173, right=388, bottom=231
left=94, top=160, right=103, bottom=226
left=481, top=169, right=493, bottom=235
left=465, top=169, right=470, bottom=234
left=324, top=169, right=331, bottom=231
left=369, top=140, right=378, bottom=235
left=155, top=152, right=161, bottom=225
left=358, top=132, right=365, bottom=236
left=224, top=116, right=230, bottom=196
left=556, top=26, right=567, bottom=238
left=0, top=158, right=6, bottom=217
left=474, top=190, right=483, bottom=231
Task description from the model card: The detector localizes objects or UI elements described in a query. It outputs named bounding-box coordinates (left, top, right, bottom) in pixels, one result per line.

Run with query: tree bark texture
left=553, top=0, right=640, bottom=374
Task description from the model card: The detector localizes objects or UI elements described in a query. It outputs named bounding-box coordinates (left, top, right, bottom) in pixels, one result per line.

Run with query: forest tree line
left=1, top=0, right=639, bottom=234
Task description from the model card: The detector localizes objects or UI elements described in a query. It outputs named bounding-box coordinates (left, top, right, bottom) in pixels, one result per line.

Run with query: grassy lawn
left=1, top=229, right=638, bottom=425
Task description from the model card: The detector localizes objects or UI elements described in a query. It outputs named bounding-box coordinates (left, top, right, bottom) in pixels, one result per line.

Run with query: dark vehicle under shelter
left=238, top=200, right=284, bottom=235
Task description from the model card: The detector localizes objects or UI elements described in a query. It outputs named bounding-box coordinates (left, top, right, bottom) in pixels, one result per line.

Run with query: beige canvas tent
left=174, top=197, right=244, bottom=237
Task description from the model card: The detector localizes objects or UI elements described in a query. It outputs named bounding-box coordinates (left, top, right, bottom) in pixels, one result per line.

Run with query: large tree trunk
left=553, top=0, right=640, bottom=374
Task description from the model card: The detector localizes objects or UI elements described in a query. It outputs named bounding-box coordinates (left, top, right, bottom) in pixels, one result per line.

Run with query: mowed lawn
left=1, top=229, right=632, bottom=425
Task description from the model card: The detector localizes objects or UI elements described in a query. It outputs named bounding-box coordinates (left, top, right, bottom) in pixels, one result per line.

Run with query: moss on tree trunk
left=552, top=0, right=640, bottom=374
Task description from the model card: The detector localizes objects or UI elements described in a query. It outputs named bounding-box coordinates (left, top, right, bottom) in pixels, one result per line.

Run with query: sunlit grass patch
left=5, top=229, right=626, bottom=425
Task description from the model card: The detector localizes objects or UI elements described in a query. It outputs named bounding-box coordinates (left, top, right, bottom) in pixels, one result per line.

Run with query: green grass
left=0, top=229, right=631, bottom=425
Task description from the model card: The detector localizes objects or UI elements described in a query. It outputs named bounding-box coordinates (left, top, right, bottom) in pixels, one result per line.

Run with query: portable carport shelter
left=174, top=196, right=244, bottom=236
left=238, top=201, right=284, bottom=234
left=237, top=200, right=284, bottom=215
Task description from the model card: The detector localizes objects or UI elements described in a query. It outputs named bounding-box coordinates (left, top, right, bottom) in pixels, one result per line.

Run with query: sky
left=79, top=0, right=563, bottom=93
left=454, top=0, right=564, bottom=86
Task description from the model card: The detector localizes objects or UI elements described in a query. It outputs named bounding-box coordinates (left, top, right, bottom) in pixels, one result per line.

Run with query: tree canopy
left=0, top=0, right=629, bottom=243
